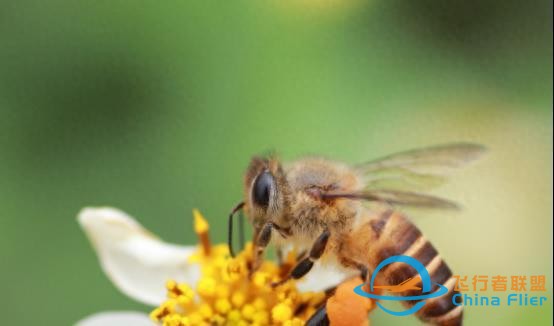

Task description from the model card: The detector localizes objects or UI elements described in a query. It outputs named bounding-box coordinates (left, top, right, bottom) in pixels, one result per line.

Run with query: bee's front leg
left=250, top=221, right=289, bottom=276
left=272, top=229, right=330, bottom=287
left=249, top=223, right=272, bottom=276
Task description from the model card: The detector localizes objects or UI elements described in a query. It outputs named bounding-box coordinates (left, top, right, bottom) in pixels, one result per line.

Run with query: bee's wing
left=322, top=190, right=460, bottom=209
left=356, top=143, right=486, bottom=192
left=337, top=143, right=487, bottom=209
left=360, top=190, right=460, bottom=209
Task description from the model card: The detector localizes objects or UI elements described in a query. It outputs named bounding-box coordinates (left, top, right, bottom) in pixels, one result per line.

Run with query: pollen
left=227, top=309, right=241, bottom=322
left=150, top=209, right=372, bottom=325
left=253, top=271, right=269, bottom=287
left=272, top=302, right=293, bottom=322
left=197, top=277, right=217, bottom=298
left=198, top=303, right=213, bottom=319
left=283, top=318, right=304, bottom=326
left=215, top=298, right=232, bottom=314
left=252, top=297, right=267, bottom=310
left=240, top=304, right=256, bottom=321
left=253, top=310, right=270, bottom=324
left=231, top=292, right=246, bottom=308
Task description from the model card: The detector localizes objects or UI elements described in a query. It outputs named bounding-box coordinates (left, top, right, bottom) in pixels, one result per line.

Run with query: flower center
left=149, top=210, right=326, bottom=326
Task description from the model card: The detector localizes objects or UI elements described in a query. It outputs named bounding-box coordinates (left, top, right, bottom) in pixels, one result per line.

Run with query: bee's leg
left=250, top=222, right=273, bottom=275
left=251, top=222, right=289, bottom=276
left=306, top=305, right=330, bottom=326
left=272, top=229, right=330, bottom=287
left=303, top=286, right=337, bottom=326
left=295, top=249, right=308, bottom=263
left=276, top=246, right=307, bottom=266
left=308, top=276, right=372, bottom=326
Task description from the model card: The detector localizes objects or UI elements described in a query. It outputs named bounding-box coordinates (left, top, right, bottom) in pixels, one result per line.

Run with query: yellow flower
left=75, top=207, right=375, bottom=325
left=150, top=210, right=331, bottom=325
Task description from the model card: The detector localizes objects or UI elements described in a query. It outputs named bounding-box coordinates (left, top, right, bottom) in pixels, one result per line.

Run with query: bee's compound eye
left=253, top=171, right=273, bottom=207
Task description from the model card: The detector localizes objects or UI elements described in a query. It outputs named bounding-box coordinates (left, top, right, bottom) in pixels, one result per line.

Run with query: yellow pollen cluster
left=150, top=210, right=327, bottom=326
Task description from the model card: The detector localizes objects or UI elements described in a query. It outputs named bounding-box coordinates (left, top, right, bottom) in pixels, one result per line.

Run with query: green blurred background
left=0, top=1, right=552, bottom=325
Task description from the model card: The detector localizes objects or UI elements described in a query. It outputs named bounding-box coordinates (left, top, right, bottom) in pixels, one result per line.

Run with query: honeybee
left=228, top=143, right=485, bottom=326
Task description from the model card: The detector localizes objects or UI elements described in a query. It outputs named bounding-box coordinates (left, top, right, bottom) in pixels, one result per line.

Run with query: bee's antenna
left=228, top=201, right=245, bottom=258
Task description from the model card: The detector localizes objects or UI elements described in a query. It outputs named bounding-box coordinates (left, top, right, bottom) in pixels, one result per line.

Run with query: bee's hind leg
left=307, top=275, right=373, bottom=326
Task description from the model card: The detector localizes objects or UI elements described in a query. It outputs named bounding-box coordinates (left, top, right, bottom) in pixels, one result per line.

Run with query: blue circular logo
left=353, top=255, right=449, bottom=316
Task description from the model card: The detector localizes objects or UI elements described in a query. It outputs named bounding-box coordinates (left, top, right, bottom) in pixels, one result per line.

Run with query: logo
left=353, top=255, right=448, bottom=316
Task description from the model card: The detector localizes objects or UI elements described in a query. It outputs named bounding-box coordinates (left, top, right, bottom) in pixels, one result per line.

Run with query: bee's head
left=243, top=156, right=288, bottom=228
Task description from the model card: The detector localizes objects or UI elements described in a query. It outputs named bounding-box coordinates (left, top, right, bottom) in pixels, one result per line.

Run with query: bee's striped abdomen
left=366, top=211, right=463, bottom=326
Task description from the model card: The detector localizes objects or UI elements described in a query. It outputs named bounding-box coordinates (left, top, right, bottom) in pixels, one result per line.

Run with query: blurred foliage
left=0, top=1, right=551, bottom=325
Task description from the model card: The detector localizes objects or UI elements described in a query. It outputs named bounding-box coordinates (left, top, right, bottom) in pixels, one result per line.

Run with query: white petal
left=78, top=207, right=200, bottom=306
left=296, top=260, right=357, bottom=293
left=76, top=311, right=153, bottom=326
